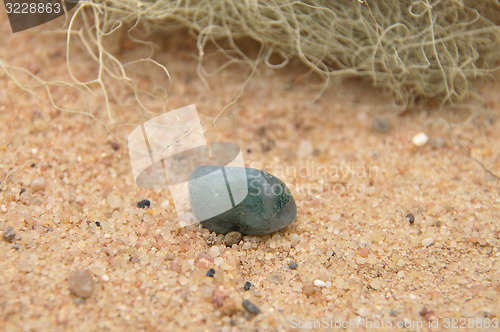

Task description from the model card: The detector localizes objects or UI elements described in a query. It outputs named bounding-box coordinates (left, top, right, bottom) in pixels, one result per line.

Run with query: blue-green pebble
left=189, top=166, right=296, bottom=235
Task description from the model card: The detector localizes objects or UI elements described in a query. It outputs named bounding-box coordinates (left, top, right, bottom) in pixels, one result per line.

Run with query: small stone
left=366, top=254, right=378, bottom=265
left=106, top=193, right=122, bottom=210
left=412, top=132, right=429, bottom=147
left=209, top=246, right=220, bottom=258
left=289, top=262, right=298, bottom=270
left=223, top=231, right=242, bottom=247
left=205, top=233, right=217, bottom=246
left=371, top=117, right=390, bottom=133
left=110, top=142, right=120, bottom=151
left=314, top=279, right=326, bottom=287
left=297, top=140, right=314, bottom=158
left=206, top=268, right=216, bottom=277
left=3, top=226, right=16, bottom=242
left=370, top=278, right=382, bottom=290
left=95, top=221, right=101, bottom=228
left=30, top=177, right=46, bottom=192
left=244, top=281, right=251, bottom=291
left=74, top=297, right=84, bottom=305
left=406, top=213, right=415, bottom=224
left=68, top=270, right=95, bottom=298
left=137, top=199, right=150, bottom=209
left=242, top=242, right=252, bottom=250
left=419, top=307, right=436, bottom=321
left=196, top=252, right=214, bottom=269
left=356, top=257, right=367, bottom=264
left=358, top=248, right=370, bottom=258
left=214, top=257, right=224, bottom=266
left=170, top=261, right=181, bottom=273
left=242, top=299, right=261, bottom=314
left=421, top=238, right=434, bottom=247
left=302, top=284, right=316, bottom=296
left=390, top=309, right=400, bottom=317
left=289, top=233, right=300, bottom=244
left=189, top=166, right=297, bottom=235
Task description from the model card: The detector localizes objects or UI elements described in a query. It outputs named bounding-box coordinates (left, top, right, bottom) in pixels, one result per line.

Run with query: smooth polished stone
left=188, top=166, right=297, bottom=235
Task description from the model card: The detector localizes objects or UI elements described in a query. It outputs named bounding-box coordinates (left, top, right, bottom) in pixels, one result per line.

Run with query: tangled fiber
left=2, top=0, right=500, bottom=118
left=74, top=0, right=500, bottom=106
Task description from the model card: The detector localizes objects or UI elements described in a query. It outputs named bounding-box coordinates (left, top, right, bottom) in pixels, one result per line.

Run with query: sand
left=0, top=11, right=499, bottom=332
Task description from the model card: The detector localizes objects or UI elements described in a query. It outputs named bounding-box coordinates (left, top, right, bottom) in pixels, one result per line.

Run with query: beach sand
left=1, top=12, right=499, bottom=331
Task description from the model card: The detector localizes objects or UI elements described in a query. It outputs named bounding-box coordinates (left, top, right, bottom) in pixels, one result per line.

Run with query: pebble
left=110, top=142, right=120, bottom=151
left=30, top=177, right=46, bottom=192
left=214, top=257, right=224, bottom=266
left=289, top=262, right=298, bottom=270
left=358, top=248, right=370, bottom=258
left=244, top=281, right=251, bottom=291
left=297, top=140, right=314, bottom=158
left=390, top=309, right=400, bottom=317
left=209, top=246, right=220, bottom=258
left=302, top=284, right=316, bottom=296
left=412, top=132, right=429, bottom=147
left=106, top=193, right=122, bottom=210
left=289, top=233, right=300, bottom=244
left=242, top=242, right=252, bottom=250
left=406, top=213, right=415, bottom=224
left=3, top=226, right=16, bottom=242
left=170, top=261, right=181, bottom=273
left=196, top=252, right=213, bottom=269
left=137, top=199, right=150, bottom=209
left=371, top=117, right=390, bottom=133
left=206, top=268, right=216, bottom=277
left=242, top=299, right=261, bottom=314
left=370, top=278, right=382, bottom=290
left=223, top=231, right=242, bottom=247
left=313, top=279, right=326, bottom=287
left=421, top=238, right=434, bottom=247
left=68, top=270, right=95, bottom=298
left=189, top=166, right=296, bottom=235
left=73, top=297, right=84, bottom=305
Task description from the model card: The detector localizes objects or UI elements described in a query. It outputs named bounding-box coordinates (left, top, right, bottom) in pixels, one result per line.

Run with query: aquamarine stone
left=188, top=166, right=296, bottom=235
